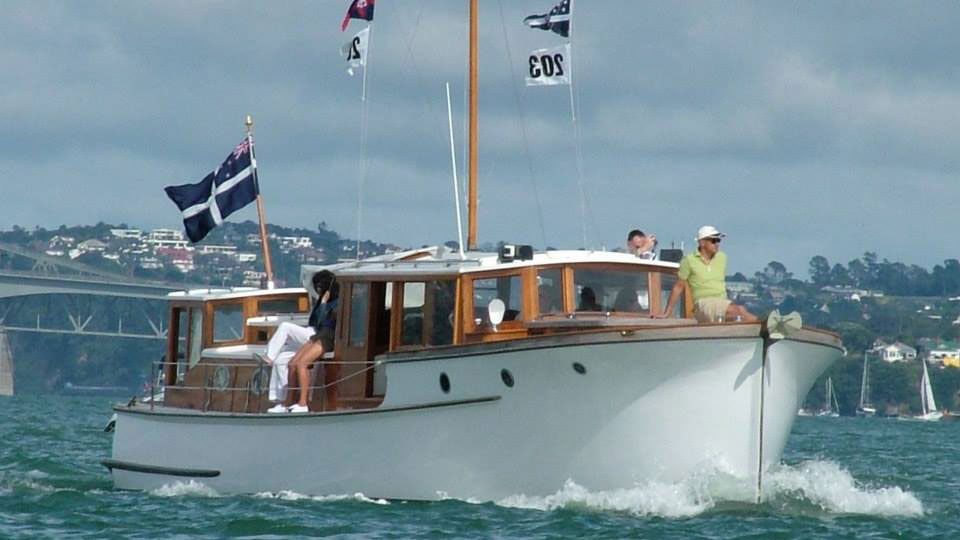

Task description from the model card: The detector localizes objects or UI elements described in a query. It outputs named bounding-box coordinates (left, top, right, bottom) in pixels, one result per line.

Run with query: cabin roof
left=167, top=286, right=306, bottom=301
left=300, top=246, right=679, bottom=284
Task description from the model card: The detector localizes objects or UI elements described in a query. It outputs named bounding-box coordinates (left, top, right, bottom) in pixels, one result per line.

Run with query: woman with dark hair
left=257, top=271, right=334, bottom=411
left=282, top=271, right=339, bottom=413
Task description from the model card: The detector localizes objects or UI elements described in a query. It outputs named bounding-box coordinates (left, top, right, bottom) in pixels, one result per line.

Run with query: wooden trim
left=522, top=266, right=538, bottom=320
left=389, top=282, right=403, bottom=351
left=202, top=301, right=215, bottom=349
left=649, top=272, right=662, bottom=315
left=165, top=307, right=180, bottom=385
left=463, top=275, right=476, bottom=333
left=422, top=282, right=436, bottom=347
left=562, top=266, right=575, bottom=313
left=453, top=277, right=463, bottom=345
left=683, top=282, right=694, bottom=319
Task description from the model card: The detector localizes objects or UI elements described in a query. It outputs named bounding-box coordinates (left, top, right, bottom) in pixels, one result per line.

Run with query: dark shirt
left=309, top=298, right=338, bottom=331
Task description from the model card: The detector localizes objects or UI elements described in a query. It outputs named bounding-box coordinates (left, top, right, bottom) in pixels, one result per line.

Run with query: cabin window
left=427, top=280, right=456, bottom=346
left=472, top=274, right=523, bottom=324
left=573, top=267, right=650, bottom=314
left=537, top=268, right=565, bottom=315
left=212, top=302, right=244, bottom=342
left=660, top=273, right=684, bottom=318
left=401, top=282, right=425, bottom=346
left=400, top=280, right=456, bottom=347
left=187, top=307, right=204, bottom=369
left=257, top=298, right=303, bottom=315
left=349, top=282, right=370, bottom=347
left=173, top=308, right=189, bottom=382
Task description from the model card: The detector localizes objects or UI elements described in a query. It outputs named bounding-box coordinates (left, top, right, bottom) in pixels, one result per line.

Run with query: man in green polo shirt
left=658, top=225, right=756, bottom=323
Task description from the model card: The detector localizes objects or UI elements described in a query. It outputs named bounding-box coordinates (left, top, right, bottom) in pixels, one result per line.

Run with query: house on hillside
left=873, top=341, right=917, bottom=363
left=927, top=341, right=960, bottom=368
left=726, top=279, right=756, bottom=302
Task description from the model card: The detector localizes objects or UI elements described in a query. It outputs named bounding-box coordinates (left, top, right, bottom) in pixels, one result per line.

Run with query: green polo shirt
left=677, top=250, right=727, bottom=302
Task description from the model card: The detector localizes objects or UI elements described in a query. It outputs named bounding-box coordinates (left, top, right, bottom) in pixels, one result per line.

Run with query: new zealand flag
left=164, top=138, right=258, bottom=243
left=524, top=0, right=571, bottom=38
left=341, top=0, right=375, bottom=32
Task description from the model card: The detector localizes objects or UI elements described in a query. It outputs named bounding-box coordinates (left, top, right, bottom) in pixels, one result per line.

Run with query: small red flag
left=341, top=0, right=375, bottom=32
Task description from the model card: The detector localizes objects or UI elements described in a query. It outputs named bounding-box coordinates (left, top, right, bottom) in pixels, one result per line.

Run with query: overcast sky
left=3, top=1, right=959, bottom=276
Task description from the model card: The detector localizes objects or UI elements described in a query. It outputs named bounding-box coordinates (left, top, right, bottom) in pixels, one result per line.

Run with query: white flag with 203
left=525, top=43, right=571, bottom=86
left=341, top=26, right=369, bottom=76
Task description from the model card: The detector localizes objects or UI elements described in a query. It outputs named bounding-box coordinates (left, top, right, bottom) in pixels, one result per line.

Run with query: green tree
left=809, top=255, right=830, bottom=286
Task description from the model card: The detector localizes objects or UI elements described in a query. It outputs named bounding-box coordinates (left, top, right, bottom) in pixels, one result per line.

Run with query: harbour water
left=1, top=394, right=957, bottom=539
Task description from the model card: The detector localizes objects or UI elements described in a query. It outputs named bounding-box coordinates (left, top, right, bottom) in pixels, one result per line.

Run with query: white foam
left=150, top=480, right=219, bottom=498
left=497, top=478, right=714, bottom=518
left=763, top=460, right=924, bottom=516
left=495, top=459, right=923, bottom=518
left=253, top=490, right=389, bottom=505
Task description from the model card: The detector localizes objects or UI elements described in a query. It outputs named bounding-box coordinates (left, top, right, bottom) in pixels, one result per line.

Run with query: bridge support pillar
left=0, top=327, right=13, bottom=396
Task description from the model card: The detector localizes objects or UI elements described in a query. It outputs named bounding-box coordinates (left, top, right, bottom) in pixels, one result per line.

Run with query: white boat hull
left=107, top=327, right=840, bottom=501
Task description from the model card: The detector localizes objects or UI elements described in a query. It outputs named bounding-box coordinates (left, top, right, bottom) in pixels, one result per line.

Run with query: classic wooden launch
left=105, top=248, right=842, bottom=501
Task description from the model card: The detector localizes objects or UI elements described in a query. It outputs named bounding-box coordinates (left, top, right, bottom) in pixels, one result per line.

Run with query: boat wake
left=253, top=490, right=390, bottom=505
left=496, top=460, right=923, bottom=518
left=150, top=479, right=219, bottom=498
left=147, top=480, right=390, bottom=505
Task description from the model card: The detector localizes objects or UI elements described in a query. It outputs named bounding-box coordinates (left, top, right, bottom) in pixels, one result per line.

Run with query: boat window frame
left=391, top=278, right=459, bottom=351
left=463, top=268, right=535, bottom=335
left=569, top=263, right=655, bottom=316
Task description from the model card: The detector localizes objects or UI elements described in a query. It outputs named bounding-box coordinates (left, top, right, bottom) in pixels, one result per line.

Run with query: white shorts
left=694, top=297, right=732, bottom=323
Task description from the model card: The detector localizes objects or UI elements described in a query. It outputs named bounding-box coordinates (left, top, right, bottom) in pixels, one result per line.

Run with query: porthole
left=439, top=372, right=451, bottom=393
left=500, top=369, right=515, bottom=388
left=250, top=366, right=269, bottom=395
left=213, top=365, right=231, bottom=390
left=572, top=362, right=587, bottom=375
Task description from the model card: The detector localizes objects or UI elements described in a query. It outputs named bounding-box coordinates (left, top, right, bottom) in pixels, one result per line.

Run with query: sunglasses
left=707, top=237, right=722, bottom=244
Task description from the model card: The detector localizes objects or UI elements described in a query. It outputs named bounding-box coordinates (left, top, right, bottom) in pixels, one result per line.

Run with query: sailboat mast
left=467, top=0, right=478, bottom=250
left=859, top=352, right=868, bottom=407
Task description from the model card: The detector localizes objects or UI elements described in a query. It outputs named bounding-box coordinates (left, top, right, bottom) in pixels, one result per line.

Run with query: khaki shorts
left=695, top=297, right=732, bottom=323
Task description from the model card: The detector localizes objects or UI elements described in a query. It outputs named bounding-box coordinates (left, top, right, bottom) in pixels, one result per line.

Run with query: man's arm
left=656, top=278, right=686, bottom=318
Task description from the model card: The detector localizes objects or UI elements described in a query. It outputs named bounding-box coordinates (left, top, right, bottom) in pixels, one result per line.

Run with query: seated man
left=254, top=270, right=335, bottom=412
left=657, top=225, right=757, bottom=323
left=578, top=287, right=602, bottom=312
left=627, top=229, right=657, bottom=260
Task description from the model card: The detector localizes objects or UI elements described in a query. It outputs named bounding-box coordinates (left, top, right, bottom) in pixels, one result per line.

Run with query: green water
left=1, top=394, right=956, bottom=539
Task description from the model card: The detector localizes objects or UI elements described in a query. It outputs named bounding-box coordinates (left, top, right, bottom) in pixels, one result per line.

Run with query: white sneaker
left=287, top=404, right=309, bottom=413
left=267, top=404, right=287, bottom=413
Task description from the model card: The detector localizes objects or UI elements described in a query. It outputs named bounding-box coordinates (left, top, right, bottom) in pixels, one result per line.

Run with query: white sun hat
left=696, top=225, right=726, bottom=241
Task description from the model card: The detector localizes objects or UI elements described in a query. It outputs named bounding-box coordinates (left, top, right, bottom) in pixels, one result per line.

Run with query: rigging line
left=355, top=23, right=374, bottom=260
left=566, top=22, right=597, bottom=249
left=496, top=0, right=548, bottom=250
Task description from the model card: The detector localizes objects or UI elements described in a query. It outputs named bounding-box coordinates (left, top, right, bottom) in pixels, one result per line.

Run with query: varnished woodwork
left=648, top=272, right=662, bottom=315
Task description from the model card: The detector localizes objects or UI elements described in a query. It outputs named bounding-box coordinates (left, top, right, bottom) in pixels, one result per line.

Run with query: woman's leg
left=295, top=343, right=327, bottom=407
left=285, top=341, right=323, bottom=406
left=267, top=322, right=315, bottom=362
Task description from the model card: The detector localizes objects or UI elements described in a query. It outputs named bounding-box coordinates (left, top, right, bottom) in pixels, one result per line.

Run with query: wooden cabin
left=160, top=248, right=693, bottom=414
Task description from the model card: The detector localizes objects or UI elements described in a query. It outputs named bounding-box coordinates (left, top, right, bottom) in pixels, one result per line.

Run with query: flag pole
left=246, top=115, right=275, bottom=289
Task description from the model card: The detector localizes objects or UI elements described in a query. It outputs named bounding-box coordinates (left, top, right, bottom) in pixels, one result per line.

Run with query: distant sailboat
left=856, top=352, right=876, bottom=416
left=817, top=377, right=840, bottom=417
left=915, top=361, right=942, bottom=421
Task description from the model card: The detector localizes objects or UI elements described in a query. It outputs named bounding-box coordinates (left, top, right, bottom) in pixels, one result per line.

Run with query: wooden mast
left=467, top=0, right=478, bottom=250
